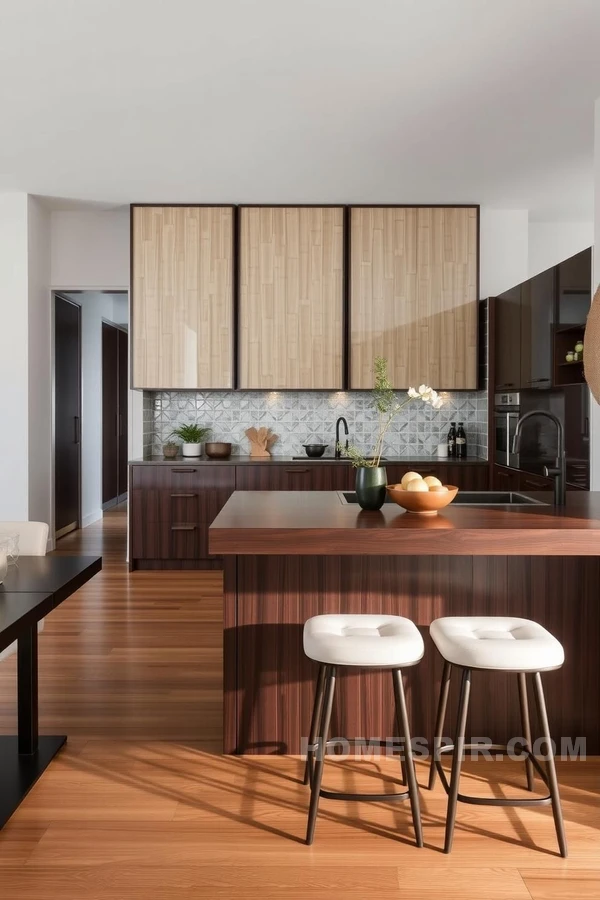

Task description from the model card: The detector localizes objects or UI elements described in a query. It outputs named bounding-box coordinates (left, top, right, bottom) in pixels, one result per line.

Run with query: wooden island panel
left=224, top=553, right=600, bottom=755
left=213, top=491, right=600, bottom=755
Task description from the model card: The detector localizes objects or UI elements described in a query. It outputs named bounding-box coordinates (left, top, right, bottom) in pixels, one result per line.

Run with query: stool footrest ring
left=319, top=787, right=410, bottom=802
left=434, top=742, right=553, bottom=808
left=307, top=736, right=411, bottom=801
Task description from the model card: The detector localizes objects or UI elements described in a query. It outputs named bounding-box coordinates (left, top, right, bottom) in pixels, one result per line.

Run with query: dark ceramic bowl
left=303, top=444, right=328, bottom=458
left=204, top=442, right=232, bottom=459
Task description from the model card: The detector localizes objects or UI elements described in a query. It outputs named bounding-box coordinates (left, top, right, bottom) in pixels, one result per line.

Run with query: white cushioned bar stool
left=303, top=614, right=424, bottom=847
left=428, top=616, right=567, bottom=857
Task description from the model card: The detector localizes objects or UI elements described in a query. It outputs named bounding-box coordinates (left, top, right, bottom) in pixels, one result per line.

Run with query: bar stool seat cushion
left=304, top=614, right=424, bottom=668
left=430, top=616, right=564, bottom=672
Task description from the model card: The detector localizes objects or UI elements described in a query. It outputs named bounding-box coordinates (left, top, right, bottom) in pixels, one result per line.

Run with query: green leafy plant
left=169, top=423, right=211, bottom=443
left=338, top=356, right=443, bottom=468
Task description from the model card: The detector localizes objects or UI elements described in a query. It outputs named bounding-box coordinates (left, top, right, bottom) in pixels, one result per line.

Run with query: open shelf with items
left=553, top=323, right=585, bottom=386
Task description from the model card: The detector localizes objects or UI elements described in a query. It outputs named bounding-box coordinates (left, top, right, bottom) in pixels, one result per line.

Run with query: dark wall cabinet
left=494, top=285, right=522, bottom=391
left=130, top=461, right=489, bottom=570
left=520, top=267, right=555, bottom=389
left=493, top=248, right=591, bottom=392
left=494, top=269, right=555, bottom=391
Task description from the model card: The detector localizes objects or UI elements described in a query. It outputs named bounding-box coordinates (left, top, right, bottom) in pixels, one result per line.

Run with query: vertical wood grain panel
left=132, top=206, right=234, bottom=389
left=239, top=207, right=344, bottom=389
left=227, top=554, right=600, bottom=754
left=350, top=206, right=478, bottom=389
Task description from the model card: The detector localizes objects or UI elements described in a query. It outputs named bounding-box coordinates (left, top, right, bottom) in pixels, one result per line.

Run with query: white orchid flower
left=431, top=396, right=444, bottom=409
left=407, top=387, right=420, bottom=399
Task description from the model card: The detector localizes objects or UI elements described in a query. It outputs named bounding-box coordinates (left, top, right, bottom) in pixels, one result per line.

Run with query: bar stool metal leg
left=518, top=672, right=535, bottom=792
left=532, top=672, right=568, bottom=858
left=428, top=660, right=452, bottom=790
left=392, top=668, right=424, bottom=848
left=305, top=666, right=336, bottom=846
left=304, top=664, right=326, bottom=786
left=444, top=667, right=471, bottom=854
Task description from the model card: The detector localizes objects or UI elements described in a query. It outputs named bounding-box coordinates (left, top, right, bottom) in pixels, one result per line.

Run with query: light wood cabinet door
left=239, top=206, right=344, bottom=389
left=132, top=206, right=234, bottom=389
left=349, top=206, right=478, bottom=389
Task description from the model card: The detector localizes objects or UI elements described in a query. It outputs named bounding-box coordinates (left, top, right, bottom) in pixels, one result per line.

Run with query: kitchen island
left=209, top=491, right=600, bottom=755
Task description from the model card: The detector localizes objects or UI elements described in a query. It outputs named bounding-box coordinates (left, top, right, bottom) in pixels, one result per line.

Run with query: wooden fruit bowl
left=386, top=484, right=459, bottom=515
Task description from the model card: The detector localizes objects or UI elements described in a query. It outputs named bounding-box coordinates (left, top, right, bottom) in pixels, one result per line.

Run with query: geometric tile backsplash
left=143, top=389, right=488, bottom=459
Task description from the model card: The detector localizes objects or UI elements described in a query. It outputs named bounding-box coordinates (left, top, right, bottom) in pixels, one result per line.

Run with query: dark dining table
left=0, top=554, right=102, bottom=827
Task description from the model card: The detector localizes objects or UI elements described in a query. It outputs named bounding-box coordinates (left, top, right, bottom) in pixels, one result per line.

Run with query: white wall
left=50, top=209, right=142, bottom=514
left=0, top=194, right=52, bottom=533
left=479, top=207, right=529, bottom=298
left=480, top=207, right=593, bottom=297
left=0, top=194, right=30, bottom=520
left=51, top=208, right=129, bottom=290
left=111, top=293, right=129, bottom=326
left=27, top=196, right=52, bottom=528
left=529, top=220, right=594, bottom=279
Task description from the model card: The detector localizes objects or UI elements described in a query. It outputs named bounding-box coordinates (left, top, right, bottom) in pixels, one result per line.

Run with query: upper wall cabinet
left=349, top=206, right=479, bottom=390
left=238, top=206, right=344, bottom=389
left=131, top=205, right=234, bottom=389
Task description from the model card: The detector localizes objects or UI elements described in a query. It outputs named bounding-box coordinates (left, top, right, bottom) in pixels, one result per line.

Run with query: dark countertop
left=130, top=455, right=488, bottom=466
left=209, top=489, right=600, bottom=557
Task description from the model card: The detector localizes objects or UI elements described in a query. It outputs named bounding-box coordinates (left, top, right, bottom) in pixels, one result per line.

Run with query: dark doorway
left=54, top=295, right=82, bottom=538
left=102, top=323, right=128, bottom=508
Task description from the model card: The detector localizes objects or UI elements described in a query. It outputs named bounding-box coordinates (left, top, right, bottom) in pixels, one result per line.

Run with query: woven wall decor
left=584, top=285, right=600, bottom=404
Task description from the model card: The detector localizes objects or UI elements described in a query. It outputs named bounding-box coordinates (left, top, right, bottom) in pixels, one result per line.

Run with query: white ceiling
left=2, top=0, right=600, bottom=219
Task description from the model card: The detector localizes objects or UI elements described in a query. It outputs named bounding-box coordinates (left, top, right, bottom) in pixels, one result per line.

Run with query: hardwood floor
left=1, top=507, right=599, bottom=898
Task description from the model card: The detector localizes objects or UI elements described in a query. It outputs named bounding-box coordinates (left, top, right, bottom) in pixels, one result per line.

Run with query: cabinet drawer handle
left=285, top=468, right=310, bottom=474
left=171, top=468, right=197, bottom=474
left=171, top=524, right=196, bottom=531
left=171, top=493, right=197, bottom=498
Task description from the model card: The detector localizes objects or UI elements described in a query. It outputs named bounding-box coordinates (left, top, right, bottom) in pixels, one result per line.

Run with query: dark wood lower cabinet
left=224, top=553, right=600, bottom=754
left=235, top=463, right=353, bottom=491
left=386, top=463, right=489, bottom=491
left=130, top=461, right=489, bottom=570
left=129, top=464, right=235, bottom=570
left=493, top=464, right=554, bottom=492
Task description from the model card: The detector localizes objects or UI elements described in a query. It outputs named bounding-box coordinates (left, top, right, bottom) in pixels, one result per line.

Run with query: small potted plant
left=169, top=423, right=211, bottom=458
left=162, top=441, right=179, bottom=460
left=339, top=357, right=443, bottom=510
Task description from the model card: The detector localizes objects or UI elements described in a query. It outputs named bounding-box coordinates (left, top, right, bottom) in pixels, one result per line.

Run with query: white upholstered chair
left=0, top=521, right=49, bottom=662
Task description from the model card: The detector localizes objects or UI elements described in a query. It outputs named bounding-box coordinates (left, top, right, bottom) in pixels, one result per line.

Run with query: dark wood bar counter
left=209, top=492, right=600, bottom=755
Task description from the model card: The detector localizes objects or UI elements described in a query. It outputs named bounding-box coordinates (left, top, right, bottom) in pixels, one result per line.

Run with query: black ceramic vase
left=355, top=466, right=387, bottom=510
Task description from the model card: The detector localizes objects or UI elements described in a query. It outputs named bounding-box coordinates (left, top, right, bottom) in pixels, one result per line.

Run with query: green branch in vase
left=339, top=357, right=443, bottom=468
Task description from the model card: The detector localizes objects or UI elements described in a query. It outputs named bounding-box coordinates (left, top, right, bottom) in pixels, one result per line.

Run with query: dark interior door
left=117, top=328, right=128, bottom=498
left=102, top=323, right=119, bottom=505
left=55, top=296, right=81, bottom=537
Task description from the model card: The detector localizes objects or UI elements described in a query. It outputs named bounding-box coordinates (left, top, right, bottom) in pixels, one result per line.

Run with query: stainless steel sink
left=340, top=491, right=548, bottom=506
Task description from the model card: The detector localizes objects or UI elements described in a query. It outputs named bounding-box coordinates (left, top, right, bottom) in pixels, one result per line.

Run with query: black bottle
left=447, top=422, right=457, bottom=459
left=456, top=422, right=467, bottom=460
